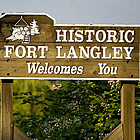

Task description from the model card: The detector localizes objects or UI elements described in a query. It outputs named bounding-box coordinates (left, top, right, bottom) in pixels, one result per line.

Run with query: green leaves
left=13, top=80, right=140, bottom=139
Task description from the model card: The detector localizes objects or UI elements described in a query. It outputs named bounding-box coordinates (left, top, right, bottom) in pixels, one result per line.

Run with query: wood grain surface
left=0, top=14, right=139, bottom=79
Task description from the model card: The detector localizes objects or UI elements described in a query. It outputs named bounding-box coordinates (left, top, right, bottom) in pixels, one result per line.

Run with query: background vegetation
left=0, top=80, right=140, bottom=139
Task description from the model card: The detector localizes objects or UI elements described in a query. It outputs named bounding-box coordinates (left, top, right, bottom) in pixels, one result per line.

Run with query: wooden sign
left=0, top=13, right=139, bottom=80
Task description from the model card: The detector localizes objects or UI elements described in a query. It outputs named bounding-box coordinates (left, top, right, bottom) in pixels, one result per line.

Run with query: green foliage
left=1, top=79, right=139, bottom=139
left=13, top=80, right=52, bottom=115
left=12, top=80, right=140, bottom=139
left=135, top=82, right=140, bottom=139
left=13, top=80, right=123, bottom=140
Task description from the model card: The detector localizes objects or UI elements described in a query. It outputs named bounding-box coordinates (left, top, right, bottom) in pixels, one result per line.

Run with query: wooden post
left=121, top=81, right=135, bottom=140
left=1, top=79, right=13, bottom=140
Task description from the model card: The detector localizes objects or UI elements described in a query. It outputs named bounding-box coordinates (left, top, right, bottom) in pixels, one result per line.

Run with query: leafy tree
left=13, top=80, right=52, bottom=115
left=0, top=79, right=138, bottom=139
left=13, top=80, right=123, bottom=140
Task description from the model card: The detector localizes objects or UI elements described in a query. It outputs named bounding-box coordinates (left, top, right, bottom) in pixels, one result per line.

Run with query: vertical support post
left=121, top=81, right=135, bottom=140
left=1, top=79, right=13, bottom=140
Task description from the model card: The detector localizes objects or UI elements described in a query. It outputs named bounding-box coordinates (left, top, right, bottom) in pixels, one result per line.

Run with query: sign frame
left=0, top=12, right=139, bottom=80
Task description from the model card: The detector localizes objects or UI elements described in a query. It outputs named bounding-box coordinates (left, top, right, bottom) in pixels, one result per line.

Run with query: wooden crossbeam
left=104, top=124, right=123, bottom=140
left=14, top=126, right=30, bottom=140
